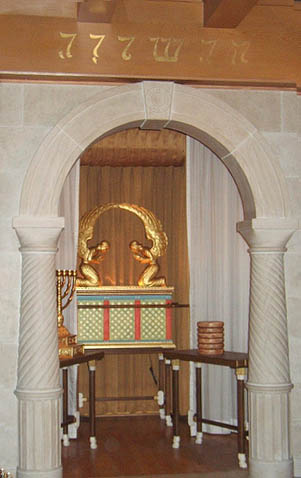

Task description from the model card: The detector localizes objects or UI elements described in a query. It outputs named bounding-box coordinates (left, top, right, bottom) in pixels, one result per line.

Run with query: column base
left=17, top=466, right=62, bottom=478
left=89, top=436, right=97, bottom=449
left=172, top=435, right=180, bottom=448
left=62, top=434, right=70, bottom=447
left=249, top=457, right=293, bottom=478
left=238, top=453, right=247, bottom=469
left=165, top=414, right=173, bottom=427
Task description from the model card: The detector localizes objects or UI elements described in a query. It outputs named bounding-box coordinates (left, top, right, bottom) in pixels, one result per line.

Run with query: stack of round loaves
left=197, top=321, right=224, bottom=355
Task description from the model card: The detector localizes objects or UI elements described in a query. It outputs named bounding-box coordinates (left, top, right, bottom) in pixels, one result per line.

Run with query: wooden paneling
left=0, top=6, right=300, bottom=89
left=0, top=0, right=77, bottom=18
left=203, top=0, right=258, bottom=28
left=77, top=0, right=118, bottom=23
left=78, top=0, right=204, bottom=25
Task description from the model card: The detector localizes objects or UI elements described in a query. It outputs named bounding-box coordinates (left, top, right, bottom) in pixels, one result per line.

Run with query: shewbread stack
left=197, top=321, right=224, bottom=355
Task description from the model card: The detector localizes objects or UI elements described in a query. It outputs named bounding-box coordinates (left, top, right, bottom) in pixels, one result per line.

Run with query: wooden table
left=59, top=350, right=104, bottom=449
left=84, top=347, right=173, bottom=418
left=163, top=349, right=248, bottom=468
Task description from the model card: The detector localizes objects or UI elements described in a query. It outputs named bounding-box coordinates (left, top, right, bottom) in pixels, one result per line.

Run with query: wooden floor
left=62, top=415, right=249, bottom=477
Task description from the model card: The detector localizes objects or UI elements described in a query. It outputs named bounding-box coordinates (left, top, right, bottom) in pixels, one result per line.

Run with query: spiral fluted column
left=13, top=216, right=64, bottom=478
left=238, top=218, right=298, bottom=478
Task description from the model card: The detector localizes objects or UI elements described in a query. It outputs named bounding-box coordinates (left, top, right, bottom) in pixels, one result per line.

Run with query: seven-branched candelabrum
left=0, top=469, right=12, bottom=477
left=56, top=269, right=84, bottom=358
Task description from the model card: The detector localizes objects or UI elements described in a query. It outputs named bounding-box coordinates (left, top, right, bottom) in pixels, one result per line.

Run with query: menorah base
left=58, top=331, right=84, bottom=359
left=59, top=331, right=78, bottom=347
left=59, top=342, right=84, bottom=359
left=0, top=469, right=12, bottom=478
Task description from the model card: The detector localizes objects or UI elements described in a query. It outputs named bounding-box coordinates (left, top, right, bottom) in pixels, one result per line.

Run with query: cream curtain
left=186, top=138, right=249, bottom=432
left=56, top=160, right=80, bottom=438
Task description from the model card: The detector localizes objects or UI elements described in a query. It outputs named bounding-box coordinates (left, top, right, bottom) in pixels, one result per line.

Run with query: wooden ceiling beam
left=83, top=0, right=204, bottom=25
left=203, top=0, right=258, bottom=27
left=77, top=0, right=118, bottom=23
left=257, top=0, right=294, bottom=5
left=0, top=0, right=77, bottom=18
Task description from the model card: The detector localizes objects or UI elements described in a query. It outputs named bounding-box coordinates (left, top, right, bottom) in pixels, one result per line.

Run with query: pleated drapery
left=56, top=160, right=80, bottom=438
left=79, top=164, right=190, bottom=416
left=186, top=138, right=250, bottom=432
left=57, top=136, right=249, bottom=423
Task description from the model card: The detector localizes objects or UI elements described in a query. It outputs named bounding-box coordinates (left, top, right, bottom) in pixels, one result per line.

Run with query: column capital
left=13, top=215, right=65, bottom=252
left=237, top=218, right=298, bottom=251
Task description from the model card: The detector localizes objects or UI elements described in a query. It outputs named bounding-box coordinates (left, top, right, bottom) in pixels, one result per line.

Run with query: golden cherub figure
left=129, top=240, right=167, bottom=287
left=76, top=236, right=110, bottom=287
left=76, top=203, right=168, bottom=288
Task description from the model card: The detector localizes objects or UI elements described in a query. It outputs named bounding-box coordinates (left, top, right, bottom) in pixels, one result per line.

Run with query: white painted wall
left=0, top=83, right=300, bottom=475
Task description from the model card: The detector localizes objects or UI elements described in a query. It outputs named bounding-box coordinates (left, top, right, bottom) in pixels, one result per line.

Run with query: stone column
left=237, top=218, right=298, bottom=478
left=13, top=216, right=65, bottom=478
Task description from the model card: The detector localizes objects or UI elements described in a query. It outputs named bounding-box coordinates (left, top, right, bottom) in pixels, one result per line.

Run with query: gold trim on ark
left=76, top=285, right=174, bottom=295
left=83, top=342, right=176, bottom=350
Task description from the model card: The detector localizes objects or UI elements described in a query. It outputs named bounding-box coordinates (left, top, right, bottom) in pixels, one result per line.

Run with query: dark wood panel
left=164, top=349, right=248, bottom=368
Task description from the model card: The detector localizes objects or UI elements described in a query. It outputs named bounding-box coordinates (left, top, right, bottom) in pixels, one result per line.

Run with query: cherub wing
left=77, top=203, right=116, bottom=260
left=78, top=202, right=168, bottom=260
left=117, top=203, right=168, bottom=258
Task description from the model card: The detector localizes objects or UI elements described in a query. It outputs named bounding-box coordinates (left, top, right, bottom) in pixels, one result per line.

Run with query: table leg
left=195, top=363, right=203, bottom=445
left=172, top=360, right=180, bottom=448
left=62, top=367, right=70, bottom=447
left=236, top=367, right=247, bottom=468
left=74, top=364, right=80, bottom=430
left=88, top=360, right=97, bottom=449
left=158, top=353, right=165, bottom=420
left=164, top=358, right=173, bottom=427
left=188, top=362, right=197, bottom=437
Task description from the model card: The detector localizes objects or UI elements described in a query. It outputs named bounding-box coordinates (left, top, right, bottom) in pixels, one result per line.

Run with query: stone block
left=282, top=91, right=301, bottom=135
left=0, top=344, right=18, bottom=390
left=0, top=253, right=21, bottom=292
left=0, top=126, right=50, bottom=171
left=287, top=297, right=301, bottom=339
left=24, top=84, right=108, bottom=127
left=262, top=132, right=301, bottom=178
left=204, top=88, right=281, bottom=132
left=290, top=384, right=301, bottom=420
left=0, top=84, right=23, bottom=127
left=288, top=337, right=301, bottom=382
left=285, top=253, right=301, bottom=297
left=286, top=177, right=301, bottom=217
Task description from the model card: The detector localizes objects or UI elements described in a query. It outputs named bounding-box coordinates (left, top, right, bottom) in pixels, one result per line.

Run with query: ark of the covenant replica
left=75, top=203, right=175, bottom=349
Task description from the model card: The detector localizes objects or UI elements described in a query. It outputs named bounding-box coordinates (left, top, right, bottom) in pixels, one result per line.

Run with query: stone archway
left=13, top=81, right=298, bottom=478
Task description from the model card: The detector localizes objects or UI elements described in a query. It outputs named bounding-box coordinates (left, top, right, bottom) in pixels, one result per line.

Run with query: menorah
left=0, top=469, right=12, bottom=477
left=56, top=269, right=84, bottom=359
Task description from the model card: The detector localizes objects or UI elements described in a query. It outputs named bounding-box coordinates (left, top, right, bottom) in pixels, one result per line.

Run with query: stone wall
left=0, top=82, right=108, bottom=474
left=0, top=82, right=300, bottom=475
left=205, top=88, right=301, bottom=474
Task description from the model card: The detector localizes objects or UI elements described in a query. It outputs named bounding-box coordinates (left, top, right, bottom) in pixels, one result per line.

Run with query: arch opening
left=19, top=81, right=290, bottom=220
left=13, top=81, right=295, bottom=478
